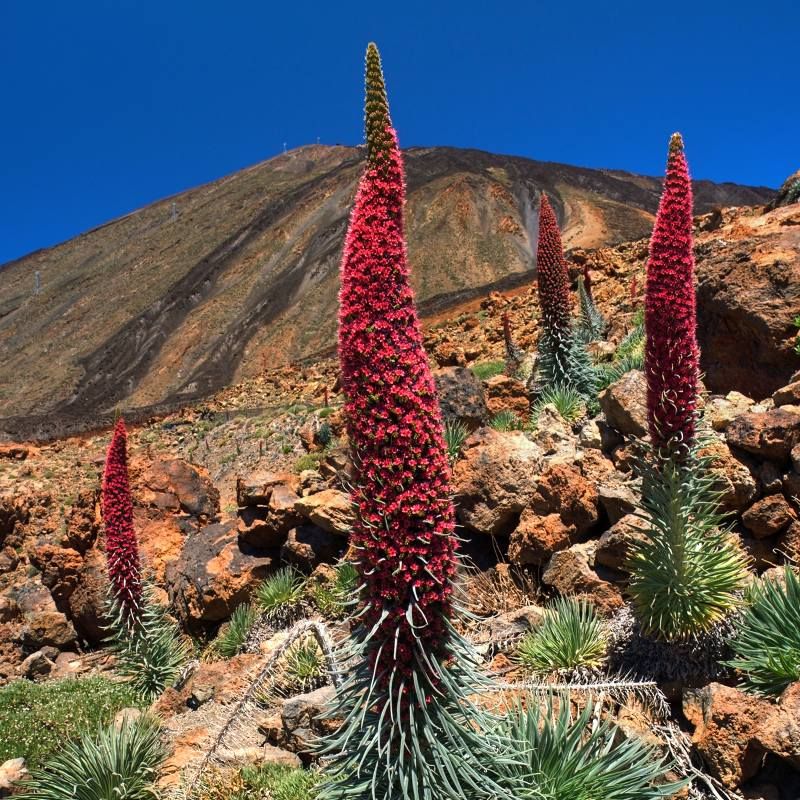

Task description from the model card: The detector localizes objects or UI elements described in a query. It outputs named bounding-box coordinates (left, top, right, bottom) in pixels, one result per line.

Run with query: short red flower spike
left=338, top=43, right=457, bottom=689
left=537, top=194, right=572, bottom=341
left=102, top=418, right=142, bottom=617
left=644, top=133, right=700, bottom=455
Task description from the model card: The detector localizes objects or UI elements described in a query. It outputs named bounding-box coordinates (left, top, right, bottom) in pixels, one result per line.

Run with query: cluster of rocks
left=168, top=453, right=353, bottom=633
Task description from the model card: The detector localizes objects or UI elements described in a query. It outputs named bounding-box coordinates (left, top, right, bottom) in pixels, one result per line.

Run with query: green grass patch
left=192, top=763, right=320, bottom=800
left=0, top=676, right=140, bottom=771
left=470, top=360, right=505, bottom=381
left=295, top=452, right=322, bottom=472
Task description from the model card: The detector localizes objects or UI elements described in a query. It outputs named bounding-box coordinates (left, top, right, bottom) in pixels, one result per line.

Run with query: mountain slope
left=0, top=144, right=773, bottom=422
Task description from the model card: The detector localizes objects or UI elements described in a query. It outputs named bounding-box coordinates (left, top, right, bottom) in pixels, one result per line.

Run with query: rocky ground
left=0, top=201, right=798, bottom=798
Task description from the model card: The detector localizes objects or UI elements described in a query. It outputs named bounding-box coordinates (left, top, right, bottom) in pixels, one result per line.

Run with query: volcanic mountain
left=0, top=144, right=773, bottom=425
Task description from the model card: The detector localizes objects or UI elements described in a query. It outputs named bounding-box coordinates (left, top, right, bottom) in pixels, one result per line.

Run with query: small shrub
left=493, top=699, right=681, bottom=799
left=489, top=409, right=522, bottom=431
left=471, top=360, right=506, bottom=380
left=515, top=597, right=607, bottom=674
left=532, top=384, right=585, bottom=423
left=255, top=567, right=305, bottom=627
left=726, top=566, right=800, bottom=696
left=443, top=418, right=470, bottom=463
left=316, top=421, right=333, bottom=447
left=16, top=715, right=165, bottom=800
left=212, top=603, right=259, bottom=658
left=0, top=677, right=139, bottom=771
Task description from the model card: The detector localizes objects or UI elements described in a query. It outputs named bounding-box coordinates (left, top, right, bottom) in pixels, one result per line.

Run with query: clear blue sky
left=1, top=0, right=797, bottom=265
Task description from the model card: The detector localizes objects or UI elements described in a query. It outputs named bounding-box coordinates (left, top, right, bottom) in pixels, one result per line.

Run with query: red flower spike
left=102, top=418, right=142, bottom=617
left=583, top=265, right=593, bottom=301
left=338, top=43, right=457, bottom=693
left=537, top=194, right=572, bottom=341
left=644, top=133, right=700, bottom=455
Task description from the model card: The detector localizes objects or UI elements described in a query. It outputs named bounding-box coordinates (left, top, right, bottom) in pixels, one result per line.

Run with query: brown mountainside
left=0, top=144, right=773, bottom=424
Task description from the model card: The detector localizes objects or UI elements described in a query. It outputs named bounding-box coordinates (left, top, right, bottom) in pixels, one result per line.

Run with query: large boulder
left=683, top=683, right=773, bottom=789
left=294, top=489, right=353, bottom=536
left=727, top=409, right=800, bottom=463
left=434, top=367, right=488, bottom=430
left=702, top=438, right=759, bottom=513
left=684, top=681, right=800, bottom=790
left=483, top=375, right=530, bottom=419
left=452, top=428, right=544, bottom=537
left=595, top=513, right=650, bottom=572
left=168, top=521, right=276, bottom=629
left=742, top=495, right=797, bottom=539
left=541, top=541, right=623, bottom=615
left=695, top=222, right=800, bottom=398
left=142, top=459, right=220, bottom=520
left=599, top=370, right=648, bottom=438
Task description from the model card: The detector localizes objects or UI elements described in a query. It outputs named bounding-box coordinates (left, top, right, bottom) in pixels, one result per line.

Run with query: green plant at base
left=726, top=566, right=800, bottom=696
left=255, top=567, right=306, bottom=627
left=309, top=561, right=360, bottom=619
left=16, top=715, right=165, bottom=800
left=531, top=383, right=585, bottom=423
left=627, top=451, right=749, bottom=641
left=212, top=603, right=258, bottom=658
left=538, top=327, right=598, bottom=403
left=0, top=677, right=139, bottom=771
left=258, top=639, right=326, bottom=705
left=471, top=360, right=506, bottom=380
left=107, top=585, right=191, bottom=702
left=493, top=698, right=682, bottom=800
left=443, top=417, right=470, bottom=462
left=489, top=409, right=522, bottom=431
left=515, top=597, right=607, bottom=674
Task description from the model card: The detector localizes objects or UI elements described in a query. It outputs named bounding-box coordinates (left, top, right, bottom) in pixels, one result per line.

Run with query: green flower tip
left=364, top=42, right=393, bottom=165
left=669, top=132, right=684, bottom=154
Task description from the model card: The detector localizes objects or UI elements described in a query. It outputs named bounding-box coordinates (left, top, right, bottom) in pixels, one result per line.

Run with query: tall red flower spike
left=102, top=418, right=142, bottom=617
left=338, top=43, right=456, bottom=689
left=537, top=194, right=572, bottom=340
left=644, top=133, right=700, bottom=456
left=583, top=264, right=594, bottom=301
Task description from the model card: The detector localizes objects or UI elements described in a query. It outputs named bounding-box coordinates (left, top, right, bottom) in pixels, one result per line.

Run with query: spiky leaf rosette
left=644, top=133, right=700, bottom=458
left=535, top=195, right=597, bottom=401
left=576, top=274, right=608, bottom=343
left=492, top=696, right=682, bottom=800
left=106, top=583, right=190, bottom=702
left=626, top=447, right=748, bottom=642
left=102, top=418, right=142, bottom=618
left=725, top=566, right=800, bottom=696
left=317, top=44, right=503, bottom=800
